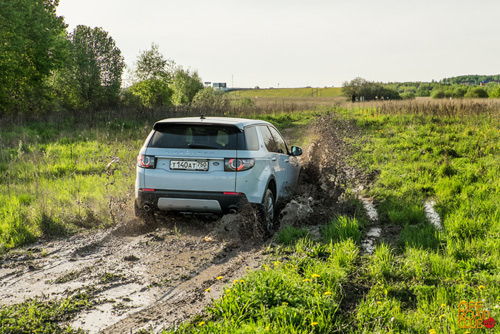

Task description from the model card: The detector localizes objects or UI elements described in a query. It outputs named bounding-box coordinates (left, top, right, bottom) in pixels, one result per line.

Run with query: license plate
left=170, top=160, right=209, bottom=171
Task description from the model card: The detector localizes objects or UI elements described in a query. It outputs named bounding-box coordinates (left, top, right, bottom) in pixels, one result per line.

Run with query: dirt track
left=0, top=214, right=267, bottom=333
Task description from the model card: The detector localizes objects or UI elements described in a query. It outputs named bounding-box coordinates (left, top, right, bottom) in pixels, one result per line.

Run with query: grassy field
left=345, top=102, right=500, bottom=333
left=2, top=99, right=500, bottom=332
left=229, top=87, right=343, bottom=98
left=161, top=99, right=500, bottom=333
left=0, top=119, right=147, bottom=252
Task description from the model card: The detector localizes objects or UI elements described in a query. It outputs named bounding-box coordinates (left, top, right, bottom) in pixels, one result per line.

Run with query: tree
left=464, top=87, right=489, bottom=98
left=0, top=0, right=67, bottom=115
left=128, top=79, right=172, bottom=108
left=191, top=87, right=229, bottom=112
left=342, top=77, right=401, bottom=101
left=170, top=68, right=204, bottom=105
left=55, top=25, right=125, bottom=109
left=126, top=43, right=176, bottom=108
left=134, top=43, right=175, bottom=82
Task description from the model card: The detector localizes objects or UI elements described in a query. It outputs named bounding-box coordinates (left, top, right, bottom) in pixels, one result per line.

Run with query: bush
left=400, top=92, right=416, bottom=100
left=191, top=87, right=228, bottom=112
left=464, top=87, right=489, bottom=98
left=490, top=86, right=500, bottom=98
left=230, top=97, right=255, bottom=108
left=431, top=88, right=445, bottom=99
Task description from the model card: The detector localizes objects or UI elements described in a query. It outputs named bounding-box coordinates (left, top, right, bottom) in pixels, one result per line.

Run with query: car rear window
left=149, top=123, right=255, bottom=150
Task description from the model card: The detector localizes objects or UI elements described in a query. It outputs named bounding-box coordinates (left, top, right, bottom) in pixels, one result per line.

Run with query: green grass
left=230, top=87, right=343, bottom=98
left=162, top=101, right=500, bottom=334
left=341, top=105, right=500, bottom=333
left=0, top=120, right=148, bottom=252
left=165, top=221, right=359, bottom=334
left=0, top=288, right=94, bottom=333
left=4, top=100, right=500, bottom=332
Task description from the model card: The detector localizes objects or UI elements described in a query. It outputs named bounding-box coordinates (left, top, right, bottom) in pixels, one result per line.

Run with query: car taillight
left=137, top=155, right=156, bottom=169
left=224, top=158, right=255, bottom=171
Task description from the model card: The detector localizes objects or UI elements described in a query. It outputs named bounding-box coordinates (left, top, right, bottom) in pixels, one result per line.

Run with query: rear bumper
left=136, top=189, right=246, bottom=213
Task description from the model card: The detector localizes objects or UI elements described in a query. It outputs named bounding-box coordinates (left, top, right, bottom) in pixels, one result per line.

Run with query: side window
left=243, top=126, right=259, bottom=151
left=258, top=125, right=279, bottom=153
left=268, top=127, right=288, bottom=154
left=258, top=125, right=288, bottom=154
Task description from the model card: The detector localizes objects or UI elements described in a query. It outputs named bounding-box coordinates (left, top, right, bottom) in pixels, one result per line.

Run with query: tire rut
left=102, top=246, right=264, bottom=333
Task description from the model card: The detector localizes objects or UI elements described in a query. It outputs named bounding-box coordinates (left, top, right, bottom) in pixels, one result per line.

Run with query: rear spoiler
left=153, top=122, right=244, bottom=132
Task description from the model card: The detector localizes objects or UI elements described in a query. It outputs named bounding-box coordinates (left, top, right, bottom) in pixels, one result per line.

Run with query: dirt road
left=0, top=213, right=267, bottom=333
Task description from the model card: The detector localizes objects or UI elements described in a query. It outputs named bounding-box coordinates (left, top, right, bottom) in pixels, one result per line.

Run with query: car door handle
left=271, top=157, right=277, bottom=161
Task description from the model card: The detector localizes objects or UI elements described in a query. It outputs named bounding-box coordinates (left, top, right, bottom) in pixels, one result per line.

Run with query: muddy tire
left=134, top=201, right=156, bottom=226
left=259, top=188, right=275, bottom=234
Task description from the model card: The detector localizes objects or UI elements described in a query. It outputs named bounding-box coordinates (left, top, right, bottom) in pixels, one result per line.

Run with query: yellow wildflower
left=216, top=276, right=224, bottom=280
left=265, top=325, right=270, bottom=330
left=440, top=303, right=446, bottom=308
left=439, top=314, right=446, bottom=320
left=311, top=274, right=320, bottom=278
left=376, top=301, right=381, bottom=305
left=478, top=285, right=485, bottom=290
left=303, top=278, right=311, bottom=282
left=429, top=329, right=436, bottom=334
left=198, top=321, right=205, bottom=327
left=311, top=322, right=318, bottom=326
left=205, top=287, right=211, bottom=292
left=233, top=279, right=239, bottom=284
left=324, top=291, right=332, bottom=296
left=282, top=302, right=288, bottom=306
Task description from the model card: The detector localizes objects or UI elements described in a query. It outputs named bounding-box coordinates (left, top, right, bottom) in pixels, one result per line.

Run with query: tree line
left=343, top=77, right=500, bottom=101
left=0, top=0, right=210, bottom=117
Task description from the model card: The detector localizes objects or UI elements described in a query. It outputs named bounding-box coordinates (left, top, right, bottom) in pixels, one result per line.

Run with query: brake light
left=138, top=155, right=156, bottom=169
left=224, top=158, right=255, bottom=171
left=223, top=192, right=244, bottom=195
left=142, top=188, right=155, bottom=192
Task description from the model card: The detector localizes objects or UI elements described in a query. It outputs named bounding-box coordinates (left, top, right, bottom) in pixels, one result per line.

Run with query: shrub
left=191, top=87, right=228, bottom=112
left=400, top=92, right=416, bottom=100
left=464, top=87, right=489, bottom=98
left=431, top=88, right=445, bottom=99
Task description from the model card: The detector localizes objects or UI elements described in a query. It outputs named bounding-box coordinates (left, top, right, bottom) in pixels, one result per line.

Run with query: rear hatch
left=142, top=123, right=243, bottom=192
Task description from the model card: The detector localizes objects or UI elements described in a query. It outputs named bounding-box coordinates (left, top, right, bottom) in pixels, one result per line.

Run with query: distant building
left=203, top=82, right=227, bottom=90
left=461, top=81, right=474, bottom=86
left=212, top=82, right=227, bottom=91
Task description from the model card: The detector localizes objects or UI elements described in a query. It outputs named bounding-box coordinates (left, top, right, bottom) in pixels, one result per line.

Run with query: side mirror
left=290, top=146, right=302, bottom=157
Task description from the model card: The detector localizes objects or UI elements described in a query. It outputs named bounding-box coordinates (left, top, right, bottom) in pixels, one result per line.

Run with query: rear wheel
left=134, top=201, right=156, bottom=226
left=260, top=188, right=275, bottom=233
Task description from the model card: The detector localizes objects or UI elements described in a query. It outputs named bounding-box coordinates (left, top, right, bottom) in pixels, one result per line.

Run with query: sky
left=57, top=0, right=500, bottom=88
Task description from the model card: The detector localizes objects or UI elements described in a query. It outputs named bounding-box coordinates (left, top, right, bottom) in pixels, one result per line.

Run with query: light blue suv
left=135, top=116, right=303, bottom=230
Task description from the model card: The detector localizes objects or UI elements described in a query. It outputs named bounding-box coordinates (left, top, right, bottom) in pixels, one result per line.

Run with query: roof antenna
left=200, top=114, right=206, bottom=120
